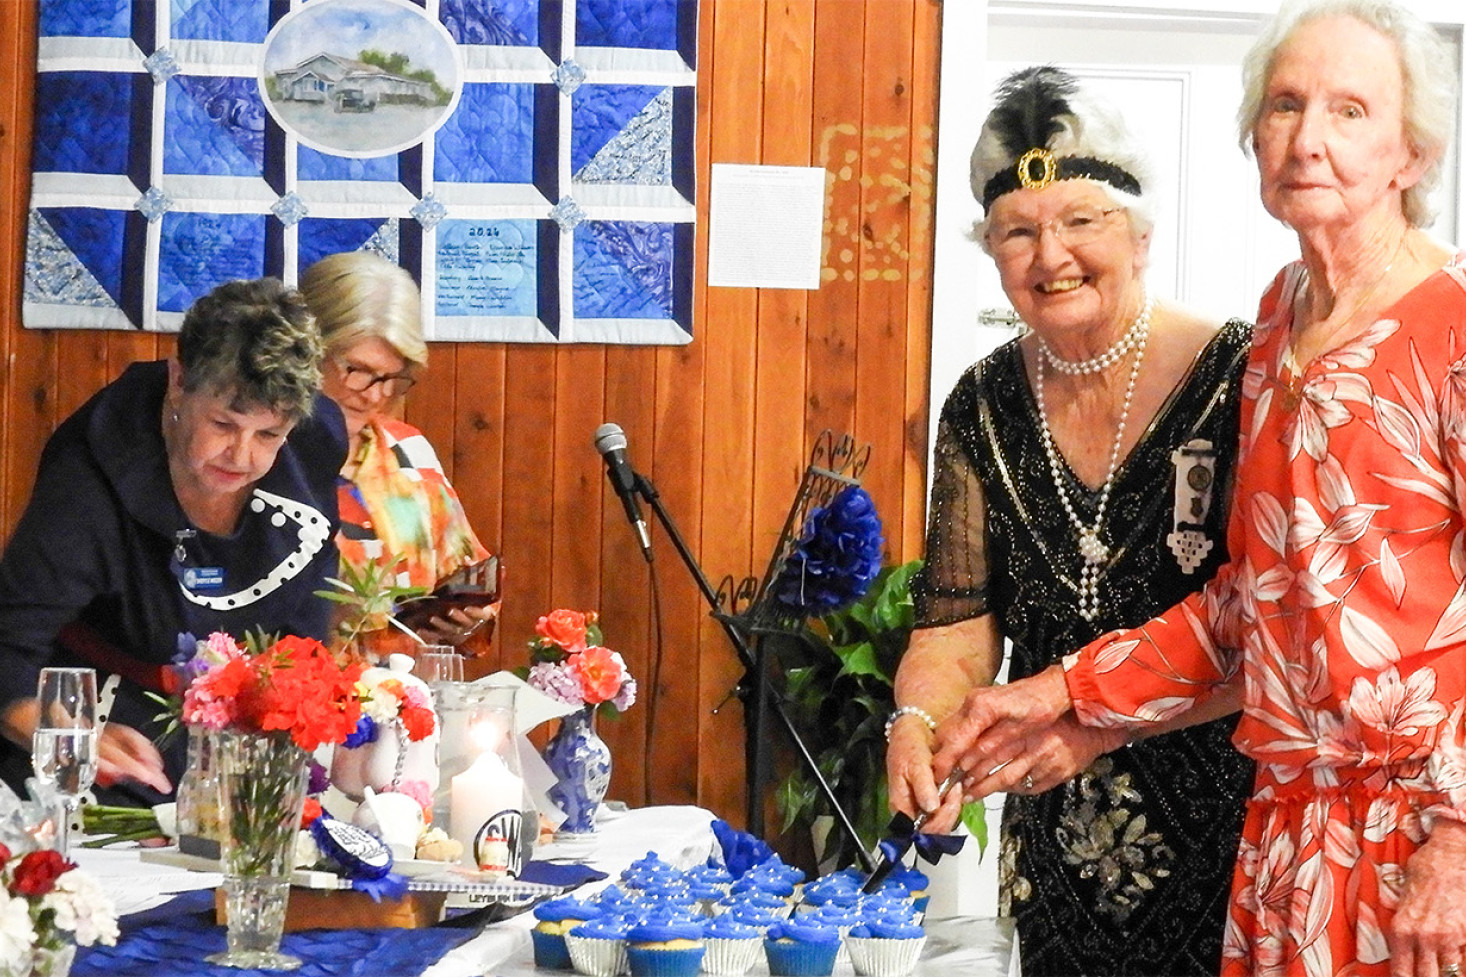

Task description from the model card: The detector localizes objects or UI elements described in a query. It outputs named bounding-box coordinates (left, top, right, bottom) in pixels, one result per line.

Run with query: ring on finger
left=1021, top=774, right=1035, bottom=791
left=1442, top=963, right=1461, bottom=977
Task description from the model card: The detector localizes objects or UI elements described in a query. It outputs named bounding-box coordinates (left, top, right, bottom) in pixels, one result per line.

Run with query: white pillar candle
left=449, top=750, right=524, bottom=875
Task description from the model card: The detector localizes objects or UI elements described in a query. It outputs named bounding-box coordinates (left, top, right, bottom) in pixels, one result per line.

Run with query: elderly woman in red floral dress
left=925, top=2, right=1466, bottom=975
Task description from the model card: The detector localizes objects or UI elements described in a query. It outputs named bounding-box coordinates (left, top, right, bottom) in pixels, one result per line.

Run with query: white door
left=925, top=0, right=1466, bottom=920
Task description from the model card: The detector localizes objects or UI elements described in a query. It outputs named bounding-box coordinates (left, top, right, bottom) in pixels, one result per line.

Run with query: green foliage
left=773, top=560, right=986, bottom=868
left=316, top=558, right=427, bottom=649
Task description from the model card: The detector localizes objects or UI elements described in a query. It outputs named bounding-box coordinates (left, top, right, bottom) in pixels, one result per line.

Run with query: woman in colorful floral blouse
left=925, top=3, right=1466, bottom=974
left=300, top=251, right=497, bottom=651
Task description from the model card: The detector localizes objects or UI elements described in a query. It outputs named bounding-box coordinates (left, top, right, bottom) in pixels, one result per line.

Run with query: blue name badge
left=183, top=567, right=225, bottom=591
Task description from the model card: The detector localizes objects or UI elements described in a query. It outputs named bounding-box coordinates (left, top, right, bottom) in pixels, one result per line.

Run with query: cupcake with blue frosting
left=763, top=916, right=841, bottom=976
left=886, top=865, right=929, bottom=912
left=624, top=917, right=706, bottom=976
left=726, top=902, right=784, bottom=934
left=727, top=888, right=790, bottom=920
left=565, top=915, right=635, bottom=977
left=533, top=897, right=604, bottom=970
left=846, top=917, right=926, bottom=976
left=701, top=914, right=763, bottom=975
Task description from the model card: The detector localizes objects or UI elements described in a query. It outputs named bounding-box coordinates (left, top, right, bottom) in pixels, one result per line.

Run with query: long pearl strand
left=1037, top=310, right=1149, bottom=376
left=1033, top=296, right=1153, bottom=621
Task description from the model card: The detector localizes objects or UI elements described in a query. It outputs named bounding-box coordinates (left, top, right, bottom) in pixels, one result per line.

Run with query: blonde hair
left=298, top=251, right=429, bottom=368
left=1237, top=0, right=1456, bottom=227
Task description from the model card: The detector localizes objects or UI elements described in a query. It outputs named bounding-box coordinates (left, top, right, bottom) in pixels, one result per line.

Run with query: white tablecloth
left=76, top=805, right=1018, bottom=977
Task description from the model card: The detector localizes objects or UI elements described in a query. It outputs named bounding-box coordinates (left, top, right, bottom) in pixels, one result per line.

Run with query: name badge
left=183, top=567, right=225, bottom=591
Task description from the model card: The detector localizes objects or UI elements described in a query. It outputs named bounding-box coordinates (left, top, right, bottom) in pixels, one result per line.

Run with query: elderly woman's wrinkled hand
left=885, top=716, right=963, bottom=834
left=960, top=713, right=1129, bottom=798
left=95, top=724, right=171, bottom=795
left=931, top=664, right=1073, bottom=801
left=419, top=600, right=500, bottom=650
left=1388, top=820, right=1466, bottom=977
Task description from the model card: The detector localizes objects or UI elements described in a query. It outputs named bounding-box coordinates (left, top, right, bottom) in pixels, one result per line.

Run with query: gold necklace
left=1282, top=235, right=1406, bottom=410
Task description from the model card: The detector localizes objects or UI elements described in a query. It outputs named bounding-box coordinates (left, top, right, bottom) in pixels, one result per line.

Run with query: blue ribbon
left=878, top=829, right=965, bottom=869
left=351, top=872, right=409, bottom=903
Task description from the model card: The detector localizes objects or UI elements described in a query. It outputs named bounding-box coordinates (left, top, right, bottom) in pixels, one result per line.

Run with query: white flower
left=362, top=686, right=401, bottom=723
left=294, top=828, right=323, bottom=869
left=0, top=888, right=38, bottom=963
left=42, top=869, right=118, bottom=947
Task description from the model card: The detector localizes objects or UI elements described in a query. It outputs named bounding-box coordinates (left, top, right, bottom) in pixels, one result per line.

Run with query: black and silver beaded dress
left=912, top=319, right=1255, bottom=977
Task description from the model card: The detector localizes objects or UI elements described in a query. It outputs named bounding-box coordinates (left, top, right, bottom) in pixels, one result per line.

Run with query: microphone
left=594, top=422, right=653, bottom=562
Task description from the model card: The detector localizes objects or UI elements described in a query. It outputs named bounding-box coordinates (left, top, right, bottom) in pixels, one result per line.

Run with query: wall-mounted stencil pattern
left=26, top=0, right=697, bottom=343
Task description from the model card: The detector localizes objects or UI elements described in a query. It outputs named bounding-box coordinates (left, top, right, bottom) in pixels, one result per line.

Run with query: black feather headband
left=979, top=67, right=1142, bottom=212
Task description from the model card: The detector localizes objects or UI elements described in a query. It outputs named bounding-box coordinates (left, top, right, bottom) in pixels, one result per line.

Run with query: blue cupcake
left=845, top=917, right=926, bottom=976
left=728, top=889, right=790, bottom=918
left=763, top=917, right=841, bottom=977
left=624, top=918, right=706, bottom=977
left=566, top=915, right=635, bottom=977
left=700, top=915, right=762, bottom=975
left=886, top=865, right=930, bottom=912
left=533, top=897, right=604, bottom=970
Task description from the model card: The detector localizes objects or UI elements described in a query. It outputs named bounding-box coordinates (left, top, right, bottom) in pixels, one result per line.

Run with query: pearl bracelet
left=884, top=705, right=938, bottom=742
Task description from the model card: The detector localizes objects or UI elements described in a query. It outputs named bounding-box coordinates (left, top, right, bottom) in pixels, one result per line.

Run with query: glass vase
left=175, top=725, right=221, bottom=856
left=207, top=730, right=309, bottom=971
left=543, top=706, right=612, bottom=836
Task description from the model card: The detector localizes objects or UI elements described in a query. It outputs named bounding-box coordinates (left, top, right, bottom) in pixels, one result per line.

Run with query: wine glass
left=412, top=645, right=465, bottom=689
left=32, top=667, right=99, bottom=854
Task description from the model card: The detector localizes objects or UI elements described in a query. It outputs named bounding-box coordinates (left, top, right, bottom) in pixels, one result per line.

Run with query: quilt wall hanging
left=25, top=0, right=697, bottom=344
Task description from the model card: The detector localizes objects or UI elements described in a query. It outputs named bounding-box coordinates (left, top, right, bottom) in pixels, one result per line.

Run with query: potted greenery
left=773, top=559, right=986, bottom=871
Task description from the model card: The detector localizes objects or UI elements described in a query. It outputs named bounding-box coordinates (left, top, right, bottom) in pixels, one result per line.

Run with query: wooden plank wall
left=0, top=0, right=942, bottom=834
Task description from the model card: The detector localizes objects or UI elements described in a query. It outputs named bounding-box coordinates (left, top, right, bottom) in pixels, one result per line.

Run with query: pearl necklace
left=1037, top=310, right=1149, bottom=376
left=1032, top=296, right=1153, bottom=621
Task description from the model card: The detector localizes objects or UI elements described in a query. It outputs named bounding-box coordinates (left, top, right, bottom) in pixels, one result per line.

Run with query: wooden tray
left=214, top=886, right=447, bottom=931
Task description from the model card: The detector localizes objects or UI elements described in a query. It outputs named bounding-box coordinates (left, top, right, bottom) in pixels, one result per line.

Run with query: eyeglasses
left=985, top=206, right=1125, bottom=258
left=332, top=355, right=417, bottom=397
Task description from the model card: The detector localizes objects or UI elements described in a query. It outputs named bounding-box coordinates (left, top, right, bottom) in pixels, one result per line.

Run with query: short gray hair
left=177, top=278, right=323, bottom=423
left=1237, top=0, right=1456, bottom=227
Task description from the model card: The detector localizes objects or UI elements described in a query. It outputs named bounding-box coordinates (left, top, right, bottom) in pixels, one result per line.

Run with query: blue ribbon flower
left=342, top=715, right=378, bottom=748
left=773, top=485, right=884, bottom=614
left=711, top=819, right=775, bottom=878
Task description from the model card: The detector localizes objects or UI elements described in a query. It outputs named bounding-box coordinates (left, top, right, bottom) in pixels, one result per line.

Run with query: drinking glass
left=412, top=645, right=465, bottom=688
left=32, top=667, right=99, bottom=853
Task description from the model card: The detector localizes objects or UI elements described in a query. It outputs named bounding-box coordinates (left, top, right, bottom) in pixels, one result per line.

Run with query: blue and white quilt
left=26, top=0, right=697, bottom=343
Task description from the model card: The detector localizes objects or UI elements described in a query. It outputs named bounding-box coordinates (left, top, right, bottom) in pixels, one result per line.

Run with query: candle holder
left=434, top=683, right=532, bottom=876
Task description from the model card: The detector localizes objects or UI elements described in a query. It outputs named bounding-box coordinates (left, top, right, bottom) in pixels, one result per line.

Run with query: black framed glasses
left=332, top=355, right=417, bottom=397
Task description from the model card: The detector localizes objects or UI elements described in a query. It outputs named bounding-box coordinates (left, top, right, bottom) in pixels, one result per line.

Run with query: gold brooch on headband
left=1017, top=148, right=1058, bottom=190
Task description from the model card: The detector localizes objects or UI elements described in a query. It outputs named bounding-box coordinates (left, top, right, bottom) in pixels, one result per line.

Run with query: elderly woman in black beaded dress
left=884, top=68, right=1254, bottom=975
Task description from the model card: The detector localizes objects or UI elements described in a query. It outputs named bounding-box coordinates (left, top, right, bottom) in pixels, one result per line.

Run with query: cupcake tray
left=139, top=848, right=565, bottom=898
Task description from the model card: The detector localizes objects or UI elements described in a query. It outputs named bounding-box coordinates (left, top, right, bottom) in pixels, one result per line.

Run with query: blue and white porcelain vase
left=543, top=706, right=611, bottom=835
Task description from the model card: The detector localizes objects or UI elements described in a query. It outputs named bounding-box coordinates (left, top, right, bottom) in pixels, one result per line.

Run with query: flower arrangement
left=345, top=670, right=437, bottom=748
left=0, top=842, right=117, bottom=976
left=180, top=631, right=366, bottom=751
left=524, top=610, right=636, bottom=716
left=772, top=484, right=885, bottom=614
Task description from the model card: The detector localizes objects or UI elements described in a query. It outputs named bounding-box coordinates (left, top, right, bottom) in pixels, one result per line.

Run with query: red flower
left=400, top=704, right=436, bottom=741
left=300, top=797, right=324, bottom=828
left=568, top=646, right=624, bottom=704
left=0, top=841, right=9, bottom=871
left=535, top=609, right=589, bottom=652
left=10, top=849, right=73, bottom=897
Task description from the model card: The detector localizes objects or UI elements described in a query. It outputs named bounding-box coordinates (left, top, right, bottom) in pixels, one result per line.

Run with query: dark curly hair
left=176, top=278, right=323, bottom=423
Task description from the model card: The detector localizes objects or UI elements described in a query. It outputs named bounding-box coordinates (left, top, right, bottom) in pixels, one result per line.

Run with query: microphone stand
left=632, top=471, right=876, bottom=872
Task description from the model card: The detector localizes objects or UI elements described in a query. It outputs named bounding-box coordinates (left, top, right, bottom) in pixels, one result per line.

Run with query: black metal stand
left=632, top=457, right=875, bottom=871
